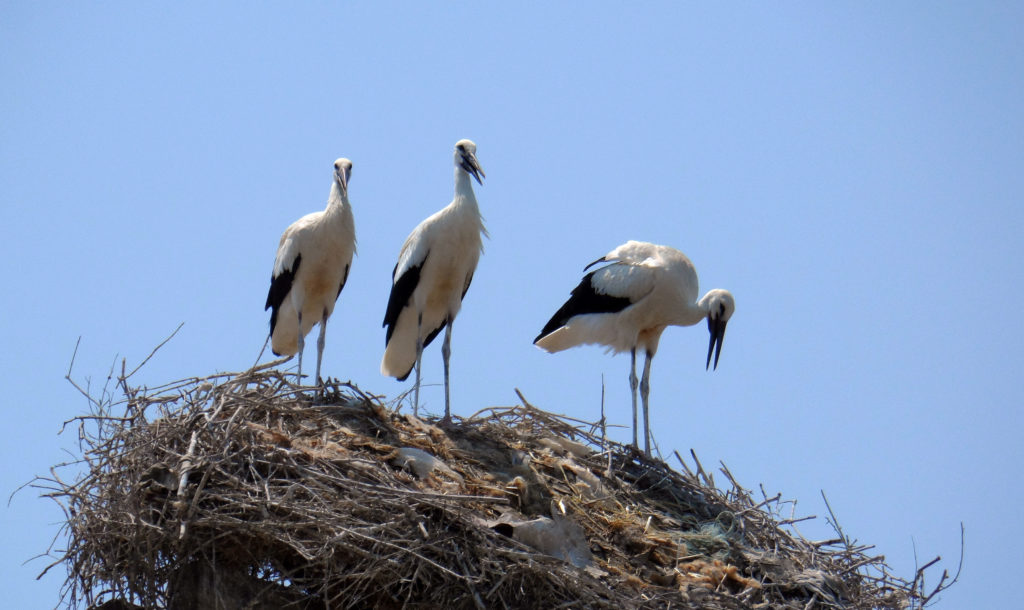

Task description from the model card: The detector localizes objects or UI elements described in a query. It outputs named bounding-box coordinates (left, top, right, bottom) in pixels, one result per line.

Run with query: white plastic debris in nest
left=486, top=503, right=595, bottom=570
left=537, top=436, right=593, bottom=459
left=556, top=457, right=613, bottom=507
left=390, top=447, right=464, bottom=483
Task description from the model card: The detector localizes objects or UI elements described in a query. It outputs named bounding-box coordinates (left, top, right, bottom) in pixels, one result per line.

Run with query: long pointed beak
left=706, top=316, right=728, bottom=370
left=337, top=168, right=349, bottom=198
left=461, top=153, right=485, bottom=185
left=583, top=256, right=608, bottom=271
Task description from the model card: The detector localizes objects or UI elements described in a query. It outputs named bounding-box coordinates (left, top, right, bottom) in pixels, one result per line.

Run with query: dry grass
left=33, top=354, right=958, bottom=609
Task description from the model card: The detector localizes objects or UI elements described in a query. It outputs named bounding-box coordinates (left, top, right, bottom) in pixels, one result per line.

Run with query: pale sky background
left=3, top=3, right=1022, bottom=608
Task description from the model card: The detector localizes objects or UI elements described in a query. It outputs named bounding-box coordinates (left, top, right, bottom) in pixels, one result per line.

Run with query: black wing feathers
left=395, top=317, right=447, bottom=381
left=336, top=263, right=350, bottom=299
left=534, top=271, right=633, bottom=343
left=423, top=321, right=446, bottom=350
left=383, top=253, right=427, bottom=344
left=266, top=253, right=302, bottom=336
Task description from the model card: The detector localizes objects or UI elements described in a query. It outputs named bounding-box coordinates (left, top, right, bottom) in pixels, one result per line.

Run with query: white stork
left=265, top=158, right=356, bottom=387
left=534, top=241, right=735, bottom=457
left=381, top=139, right=486, bottom=424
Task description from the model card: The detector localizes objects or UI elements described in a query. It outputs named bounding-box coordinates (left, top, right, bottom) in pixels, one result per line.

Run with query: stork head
left=333, top=158, right=353, bottom=198
left=702, top=289, right=735, bottom=370
left=454, top=139, right=485, bottom=185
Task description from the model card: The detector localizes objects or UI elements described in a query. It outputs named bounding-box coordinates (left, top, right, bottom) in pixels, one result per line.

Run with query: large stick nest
left=38, top=364, right=953, bottom=609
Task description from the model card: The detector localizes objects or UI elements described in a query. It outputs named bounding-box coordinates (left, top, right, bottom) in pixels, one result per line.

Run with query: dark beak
left=706, top=315, right=728, bottom=370
left=338, top=167, right=349, bottom=198
left=583, top=255, right=608, bottom=271
left=461, top=153, right=485, bottom=185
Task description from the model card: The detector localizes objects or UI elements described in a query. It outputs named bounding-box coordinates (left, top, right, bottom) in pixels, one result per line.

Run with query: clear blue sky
left=3, top=3, right=1021, bottom=607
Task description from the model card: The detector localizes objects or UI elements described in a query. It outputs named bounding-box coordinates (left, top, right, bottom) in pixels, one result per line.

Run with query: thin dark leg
left=296, top=310, right=304, bottom=385
left=640, top=350, right=653, bottom=457
left=441, top=318, right=453, bottom=425
left=413, top=312, right=423, bottom=416
left=629, top=348, right=639, bottom=449
left=315, top=310, right=328, bottom=390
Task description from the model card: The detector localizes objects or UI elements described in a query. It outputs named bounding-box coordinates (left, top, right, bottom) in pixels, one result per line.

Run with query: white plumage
left=266, top=158, right=356, bottom=386
left=534, top=241, right=735, bottom=457
left=381, top=139, right=486, bottom=424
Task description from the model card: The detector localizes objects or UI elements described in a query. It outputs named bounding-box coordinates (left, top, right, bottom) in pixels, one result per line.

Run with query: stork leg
left=629, top=348, right=639, bottom=450
left=296, top=310, right=304, bottom=385
left=315, top=309, right=328, bottom=393
left=640, top=350, right=653, bottom=457
left=441, top=317, right=453, bottom=426
left=413, top=312, right=424, bottom=416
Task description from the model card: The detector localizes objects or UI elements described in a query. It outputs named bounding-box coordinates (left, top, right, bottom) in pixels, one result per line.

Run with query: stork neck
left=674, top=295, right=712, bottom=327
left=326, top=181, right=349, bottom=212
left=454, top=168, right=477, bottom=202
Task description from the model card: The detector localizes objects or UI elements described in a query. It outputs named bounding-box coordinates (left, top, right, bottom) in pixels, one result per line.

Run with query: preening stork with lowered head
left=534, top=241, right=735, bottom=457
left=266, top=158, right=357, bottom=387
left=381, top=139, right=487, bottom=424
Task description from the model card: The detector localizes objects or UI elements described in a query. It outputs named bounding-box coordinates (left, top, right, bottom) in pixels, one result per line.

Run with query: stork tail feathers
left=381, top=308, right=419, bottom=380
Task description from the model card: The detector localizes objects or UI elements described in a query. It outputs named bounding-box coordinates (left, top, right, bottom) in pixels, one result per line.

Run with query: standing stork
left=534, top=241, right=735, bottom=457
left=265, top=158, right=356, bottom=387
left=381, top=139, right=486, bottom=424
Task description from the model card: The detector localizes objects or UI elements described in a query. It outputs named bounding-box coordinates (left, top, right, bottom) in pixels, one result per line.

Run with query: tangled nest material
left=36, top=361, right=957, bottom=609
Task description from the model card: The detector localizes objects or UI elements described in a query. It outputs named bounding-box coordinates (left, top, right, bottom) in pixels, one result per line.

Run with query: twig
left=64, top=337, right=105, bottom=411
left=513, top=388, right=536, bottom=410
left=600, top=375, right=612, bottom=476
left=690, top=448, right=714, bottom=487
left=176, top=429, right=200, bottom=539
left=125, top=322, right=185, bottom=380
